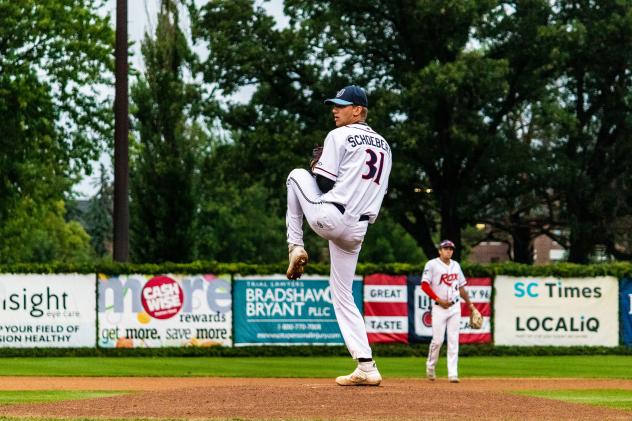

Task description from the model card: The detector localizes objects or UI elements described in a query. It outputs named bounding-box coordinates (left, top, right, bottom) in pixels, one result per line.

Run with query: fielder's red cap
left=439, top=239, right=455, bottom=249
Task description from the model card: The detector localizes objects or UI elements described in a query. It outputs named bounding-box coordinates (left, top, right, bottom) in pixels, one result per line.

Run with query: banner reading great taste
left=0, top=274, right=96, bottom=347
left=494, top=276, right=619, bottom=346
left=98, top=274, right=232, bottom=348
left=233, top=275, right=363, bottom=345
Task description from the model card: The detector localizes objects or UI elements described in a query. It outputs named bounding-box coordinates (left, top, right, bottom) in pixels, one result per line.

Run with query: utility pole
left=113, top=0, right=129, bottom=262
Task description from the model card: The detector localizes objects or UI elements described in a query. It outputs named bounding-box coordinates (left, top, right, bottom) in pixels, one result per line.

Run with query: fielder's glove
left=310, top=146, right=323, bottom=172
left=469, top=307, right=483, bottom=329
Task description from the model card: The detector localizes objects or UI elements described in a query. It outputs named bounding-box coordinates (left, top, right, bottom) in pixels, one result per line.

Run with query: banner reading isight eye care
left=0, top=274, right=96, bottom=348
left=98, top=274, right=232, bottom=348
left=494, top=276, right=619, bottom=346
left=233, top=275, right=363, bottom=345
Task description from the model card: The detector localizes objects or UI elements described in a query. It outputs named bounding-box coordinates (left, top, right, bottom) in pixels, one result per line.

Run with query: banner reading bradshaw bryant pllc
left=494, top=276, right=619, bottom=346
left=0, top=274, right=95, bottom=347
left=364, top=274, right=408, bottom=343
left=98, top=274, right=232, bottom=348
left=233, top=275, right=363, bottom=345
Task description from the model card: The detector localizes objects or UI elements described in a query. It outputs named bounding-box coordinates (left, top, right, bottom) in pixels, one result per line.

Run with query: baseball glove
left=310, top=146, right=323, bottom=172
left=469, top=307, right=483, bottom=329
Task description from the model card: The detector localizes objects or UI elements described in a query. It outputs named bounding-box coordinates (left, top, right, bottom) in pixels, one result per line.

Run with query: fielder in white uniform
left=285, top=85, right=392, bottom=386
left=421, top=240, right=474, bottom=383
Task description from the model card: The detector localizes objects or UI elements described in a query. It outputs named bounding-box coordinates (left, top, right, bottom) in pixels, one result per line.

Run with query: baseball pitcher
left=285, top=85, right=392, bottom=386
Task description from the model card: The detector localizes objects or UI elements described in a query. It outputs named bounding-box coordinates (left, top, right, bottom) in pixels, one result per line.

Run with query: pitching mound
left=0, top=377, right=630, bottom=420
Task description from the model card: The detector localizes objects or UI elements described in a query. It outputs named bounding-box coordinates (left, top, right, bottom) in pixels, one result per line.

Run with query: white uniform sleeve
left=457, top=263, right=467, bottom=288
left=421, top=261, right=432, bottom=284
left=313, top=131, right=342, bottom=181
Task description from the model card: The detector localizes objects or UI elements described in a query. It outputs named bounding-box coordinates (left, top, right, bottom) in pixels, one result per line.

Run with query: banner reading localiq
left=233, top=275, right=363, bottom=345
left=494, top=276, right=619, bottom=346
left=0, top=274, right=96, bottom=347
left=98, top=274, right=232, bottom=348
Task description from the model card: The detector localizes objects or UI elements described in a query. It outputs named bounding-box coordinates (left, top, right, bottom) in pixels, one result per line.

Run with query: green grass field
left=0, top=355, right=629, bottom=378
left=515, top=389, right=632, bottom=410
left=0, top=391, right=126, bottom=406
left=0, top=355, right=628, bottom=418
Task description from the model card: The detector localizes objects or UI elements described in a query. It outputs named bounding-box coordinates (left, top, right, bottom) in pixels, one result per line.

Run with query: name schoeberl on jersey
left=346, top=134, right=390, bottom=152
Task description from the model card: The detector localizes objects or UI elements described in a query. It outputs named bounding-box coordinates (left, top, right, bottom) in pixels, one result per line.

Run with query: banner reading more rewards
left=494, top=276, right=618, bottom=346
left=233, top=275, right=363, bottom=345
left=0, top=274, right=96, bottom=348
left=98, top=274, right=232, bottom=348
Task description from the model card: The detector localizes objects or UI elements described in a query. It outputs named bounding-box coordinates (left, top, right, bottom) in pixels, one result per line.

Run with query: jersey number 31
left=362, top=149, right=385, bottom=185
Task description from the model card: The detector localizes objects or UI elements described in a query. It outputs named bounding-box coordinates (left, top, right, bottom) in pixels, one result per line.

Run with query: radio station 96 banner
left=621, top=278, right=632, bottom=346
left=0, top=274, right=96, bottom=348
left=494, top=276, right=619, bottom=346
left=98, top=273, right=232, bottom=348
left=233, top=275, right=363, bottom=345
left=407, top=275, right=492, bottom=344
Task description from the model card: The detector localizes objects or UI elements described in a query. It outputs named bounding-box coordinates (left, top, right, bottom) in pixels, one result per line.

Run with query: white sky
left=74, top=0, right=286, bottom=197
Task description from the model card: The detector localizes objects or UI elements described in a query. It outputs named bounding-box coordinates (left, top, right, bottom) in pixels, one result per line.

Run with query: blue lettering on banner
left=620, top=279, right=632, bottom=345
left=514, top=281, right=539, bottom=298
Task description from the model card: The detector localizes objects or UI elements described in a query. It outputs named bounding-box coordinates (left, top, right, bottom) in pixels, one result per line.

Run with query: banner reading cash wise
left=0, top=274, right=96, bottom=348
left=494, top=276, right=619, bottom=346
left=98, top=274, right=232, bottom=348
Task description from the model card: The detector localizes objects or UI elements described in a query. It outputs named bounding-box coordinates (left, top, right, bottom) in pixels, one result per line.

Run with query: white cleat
left=449, top=376, right=460, bottom=383
left=286, top=245, right=308, bottom=280
left=336, top=366, right=382, bottom=386
left=426, top=366, right=436, bottom=381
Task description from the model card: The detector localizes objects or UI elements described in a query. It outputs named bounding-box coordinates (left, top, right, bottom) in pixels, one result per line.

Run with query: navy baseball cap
left=439, top=239, right=455, bottom=249
left=324, top=85, right=368, bottom=107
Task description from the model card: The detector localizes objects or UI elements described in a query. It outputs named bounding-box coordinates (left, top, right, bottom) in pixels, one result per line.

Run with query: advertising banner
left=364, top=274, right=408, bottom=344
left=621, top=278, right=632, bottom=346
left=0, top=274, right=96, bottom=348
left=408, top=275, right=492, bottom=344
left=408, top=275, right=431, bottom=342
left=233, top=275, right=362, bottom=345
left=459, top=277, right=492, bottom=344
left=98, top=274, right=232, bottom=348
left=494, top=276, right=619, bottom=346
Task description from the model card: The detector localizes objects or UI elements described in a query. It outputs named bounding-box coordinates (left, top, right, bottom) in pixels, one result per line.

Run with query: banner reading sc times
left=0, top=274, right=96, bottom=348
left=98, top=274, right=232, bottom=348
left=233, top=275, right=363, bottom=345
left=494, top=276, right=618, bottom=346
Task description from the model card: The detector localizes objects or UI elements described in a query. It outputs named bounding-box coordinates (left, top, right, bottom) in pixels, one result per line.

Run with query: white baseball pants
left=286, top=168, right=371, bottom=359
left=427, top=303, right=461, bottom=378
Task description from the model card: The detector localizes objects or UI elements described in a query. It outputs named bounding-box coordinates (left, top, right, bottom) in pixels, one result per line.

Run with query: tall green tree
left=0, top=0, right=113, bottom=262
left=544, top=0, right=632, bottom=263
left=130, top=0, right=201, bottom=262
left=191, top=0, right=560, bottom=260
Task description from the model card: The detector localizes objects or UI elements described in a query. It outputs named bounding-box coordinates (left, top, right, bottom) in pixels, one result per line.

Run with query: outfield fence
left=0, top=270, right=630, bottom=348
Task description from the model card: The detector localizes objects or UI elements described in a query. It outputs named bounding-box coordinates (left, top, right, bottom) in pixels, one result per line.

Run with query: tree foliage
left=0, top=0, right=113, bottom=263
left=130, top=0, right=201, bottom=263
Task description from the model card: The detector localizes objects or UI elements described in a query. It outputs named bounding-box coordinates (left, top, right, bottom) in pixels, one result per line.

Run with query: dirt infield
left=0, top=377, right=630, bottom=420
